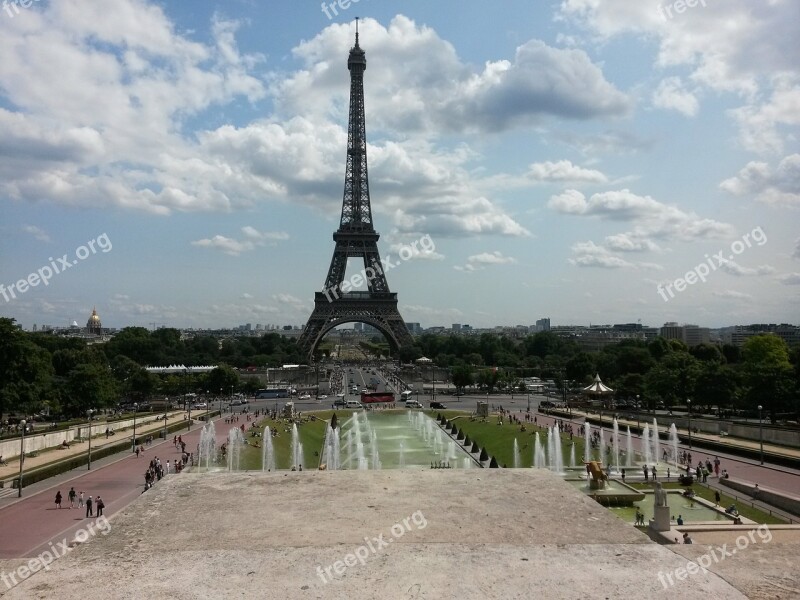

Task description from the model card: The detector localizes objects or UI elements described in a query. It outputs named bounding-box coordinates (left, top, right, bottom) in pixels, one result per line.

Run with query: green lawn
left=234, top=412, right=331, bottom=470
left=432, top=410, right=586, bottom=469
left=627, top=481, right=786, bottom=525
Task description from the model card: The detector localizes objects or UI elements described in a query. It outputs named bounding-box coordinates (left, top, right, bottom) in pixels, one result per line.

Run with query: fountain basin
left=567, top=479, right=645, bottom=506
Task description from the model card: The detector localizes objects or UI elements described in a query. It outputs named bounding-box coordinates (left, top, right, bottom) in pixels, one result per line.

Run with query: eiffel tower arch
left=297, top=24, right=413, bottom=360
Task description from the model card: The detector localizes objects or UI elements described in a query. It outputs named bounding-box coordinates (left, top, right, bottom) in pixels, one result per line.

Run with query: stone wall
left=0, top=414, right=169, bottom=460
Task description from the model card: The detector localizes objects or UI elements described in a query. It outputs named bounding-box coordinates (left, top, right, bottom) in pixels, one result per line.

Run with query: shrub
left=489, top=457, right=499, bottom=468
left=479, top=447, right=489, bottom=462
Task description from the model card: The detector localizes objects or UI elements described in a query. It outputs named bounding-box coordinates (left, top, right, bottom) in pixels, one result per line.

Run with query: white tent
left=582, top=374, right=614, bottom=395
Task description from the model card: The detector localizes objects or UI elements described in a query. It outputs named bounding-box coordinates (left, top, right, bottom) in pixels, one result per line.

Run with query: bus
left=361, top=391, right=395, bottom=404
left=400, top=390, right=413, bottom=402
left=255, top=388, right=289, bottom=399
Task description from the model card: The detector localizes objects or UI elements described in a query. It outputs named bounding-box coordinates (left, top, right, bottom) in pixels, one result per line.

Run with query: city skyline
left=1, top=1, right=799, bottom=332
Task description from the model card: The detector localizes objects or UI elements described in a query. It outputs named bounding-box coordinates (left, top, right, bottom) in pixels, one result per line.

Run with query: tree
left=451, top=366, right=473, bottom=393
left=62, top=363, right=117, bottom=416
left=741, top=335, right=795, bottom=422
left=0, top=318, right=54, bottom=420
left=207, top=364, right=240, bottom=394
left=566, top=352, right=594, bottom=383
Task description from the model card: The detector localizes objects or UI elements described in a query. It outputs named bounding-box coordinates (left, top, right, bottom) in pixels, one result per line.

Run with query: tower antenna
left=355, top=17, right=359, bottom=45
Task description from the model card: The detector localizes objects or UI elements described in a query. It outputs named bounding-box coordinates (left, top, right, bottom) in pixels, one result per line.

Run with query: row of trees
left=2, top=317, right=798, bottom=422
left=397, top=332, right=799, bottom=422
left=0, top=319, right=301, bottom=420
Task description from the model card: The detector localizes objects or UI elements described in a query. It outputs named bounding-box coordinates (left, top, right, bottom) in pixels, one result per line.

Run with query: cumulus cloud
left=719, top=261, right=776, bottom=277
left=548, top=188, right=733, bottom=240
left=454, top=251, right=517, bottom=272
left=778, top=273, right=800, bottom=285
left=559, top=0, right=800, bottom=154
left=652, top=77, right=699, bottom=117
left=720, top=154, right=800, bottom=208
left=192, top=227, right=289, bottom=256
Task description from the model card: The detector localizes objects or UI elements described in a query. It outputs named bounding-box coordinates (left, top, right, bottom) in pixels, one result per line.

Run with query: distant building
left=406, top=322, right=423, bottom=335
left=659, top=322, right=710, bottom=347
left=452, top=323, right=462, bottom=331
left=86, top=307, right=102, bottom=335
left=535, top=318, right=551, bottom=332
left=721, top=324, right=800, bottom=347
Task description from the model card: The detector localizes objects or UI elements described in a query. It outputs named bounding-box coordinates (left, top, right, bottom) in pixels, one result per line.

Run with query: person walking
left=54, top=490, right=62, bottom=509
left=68, top=487, right=77, bottom=509
left=85, top=495, right=93, bottom=518
left=96, top=496, right=105, bottom=517
left=79, top=491, right=85, bottom=508
left=714, top=456, right=721, bottom=477
left=714, top=490, right=721, bottom=506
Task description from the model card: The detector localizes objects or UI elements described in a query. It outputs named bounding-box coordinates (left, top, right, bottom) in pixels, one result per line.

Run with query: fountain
left=584, top=422, right=591, bottom=463
left=652, top=418, right=661, bottom=464
left=570, top=443, right=576, bottom=468
left=399, top=441, right=405, bottom=468
left=625, top=426, right=633, bottom=467
left=262, top=426, right=276, bottom=472
left=533, top=432, right=546, bottom=469
left=322, top=424, right=340, bottom=470
left=289, top=423, right=305, bottom=469
left=513, top=438, right=520, bottom=468
left=546, top=426, right=564, bottom=473
left=642, top=424, right=652, bottom=466
left=227, top=427, right=244, bottom=471
left=598, top=427, right=606, bottom=468
left=198, top=421, right=217, bottom=469
left=669, top=423, right=679, bottom=465
left=370, top=431, right=381, bottom=470
left=612, top=418, right=620, bottom=471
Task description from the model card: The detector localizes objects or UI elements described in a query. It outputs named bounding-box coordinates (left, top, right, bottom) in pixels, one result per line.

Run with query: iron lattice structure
left=297, top=29, right=413, bottom=360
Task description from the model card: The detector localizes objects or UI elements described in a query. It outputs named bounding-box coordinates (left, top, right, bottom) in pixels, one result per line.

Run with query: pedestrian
left=714, top=456, right=720, bottom=477
left=86, top=495, right=93, bottom=518
left=68, top=487, right=77, bottom=508
left=714, top=490, right=721, bottom=505
left=643, top=464, right=649, bottom=481
left=753, top=484, right=760, bottom=499
left=55, top=490, right=62, bottom=509
left=79, top=491, right=85, bottom=508
left=135, top=446, right=140, bottom=458
left=96, top=496, right=105, bottom=517
left=652, top=466, right=657, bottom=480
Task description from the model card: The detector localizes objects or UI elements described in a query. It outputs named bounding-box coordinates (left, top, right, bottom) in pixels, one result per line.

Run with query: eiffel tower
left=297, top=23, right=413, bottom=360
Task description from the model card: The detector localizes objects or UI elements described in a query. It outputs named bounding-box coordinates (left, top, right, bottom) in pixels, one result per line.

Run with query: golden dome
left=89, top=308, right=100, bottom=322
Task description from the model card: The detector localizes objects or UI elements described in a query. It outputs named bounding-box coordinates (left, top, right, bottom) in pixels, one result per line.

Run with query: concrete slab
left=1, top=470, right=749, bottom=599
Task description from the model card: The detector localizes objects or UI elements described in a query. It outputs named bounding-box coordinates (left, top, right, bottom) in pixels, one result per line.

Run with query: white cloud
left=719, top=261, right=776, bottom=277
left=720, top=154, right=800, bottom=208
left=793, top=238, right=800, bottom=259
left=652, top=77, right=699, bottom=117
left=549, top=188, right=733, bottom=240
left=778, top=273, right=800, bottom=285
left=279, top=17, right=630, bottom=134
left=568, top=241, right=634, bottom=269
left=192, top=227, right=289, bottom=256
left=559, top=1, right=800, bottom=154
left=454, top=251, right=517, bottom=272
left=21, top=224, right=51, bottom=242
left=712, top=290, right=753, bottom=300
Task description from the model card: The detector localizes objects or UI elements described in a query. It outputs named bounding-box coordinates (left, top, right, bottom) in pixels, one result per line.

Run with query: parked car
left=406, top=401, right=423, bottom=409
left=430, top=401, right=446, bottom=409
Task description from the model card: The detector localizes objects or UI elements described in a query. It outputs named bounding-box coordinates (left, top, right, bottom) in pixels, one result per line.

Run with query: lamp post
left=163, top=398, right=168, bottom=440
left=17, top=419, right=26, bottom=497
left=686, top=399, right=692, bottom=450
left=132, top=402, right=139, bottom=452
left=636, top=394, right=640, bottom=430
left=185, top=368, right=191, bottom=431
left=206, top=390, right=210, bottom=422
left=758, top=405, right=764, bottom=465
left=87, top=409, right=95, bottom=470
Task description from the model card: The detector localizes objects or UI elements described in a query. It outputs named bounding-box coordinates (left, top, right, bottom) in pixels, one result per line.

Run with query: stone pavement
left=1, top=470, right=753, bottom=599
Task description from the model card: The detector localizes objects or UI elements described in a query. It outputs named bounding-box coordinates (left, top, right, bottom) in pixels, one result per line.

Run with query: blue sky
left=0, top=0, right=798, bottom=331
